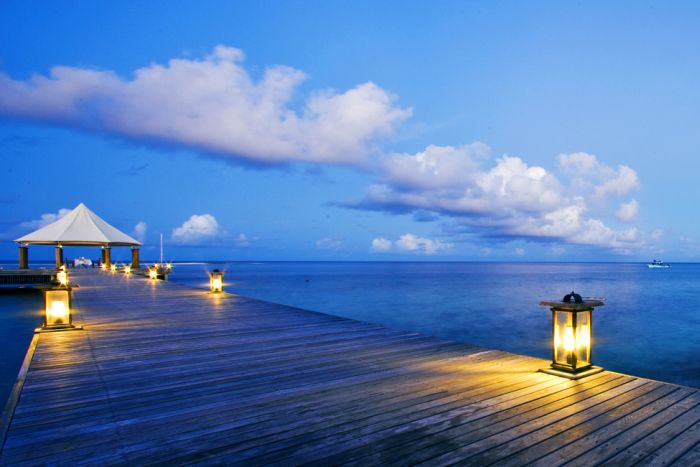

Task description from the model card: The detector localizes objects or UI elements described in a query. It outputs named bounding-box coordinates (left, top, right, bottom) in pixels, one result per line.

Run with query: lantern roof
left=15, top=203, right=141, bottom=247
left=540, top=298, right=605, bottom=310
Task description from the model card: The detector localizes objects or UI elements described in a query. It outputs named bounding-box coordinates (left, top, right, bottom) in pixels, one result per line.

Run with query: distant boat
left=647, top=259, right=671, bottom=269
left=73, top=256, right=93, bottom=267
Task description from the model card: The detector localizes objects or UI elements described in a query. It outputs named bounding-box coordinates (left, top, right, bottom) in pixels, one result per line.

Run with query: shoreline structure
left=1, top=269, right=699, bottom=464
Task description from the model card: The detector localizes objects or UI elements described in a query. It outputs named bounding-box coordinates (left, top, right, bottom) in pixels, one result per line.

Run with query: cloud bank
left=371, top=233, right=452, bottom=255
left=356, top=145, right=650, bottom=250
left=1, top=46, right=654, bottom=254
left=0, top=45, right=410, bottom=166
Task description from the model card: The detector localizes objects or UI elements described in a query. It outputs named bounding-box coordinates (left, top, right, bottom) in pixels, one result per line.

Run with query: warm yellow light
left=209, top=270, right=224, bottom=293
left=149, top=268, right=158, bottom=280
left=57, top=270, right=69, bottom=287
left=578, top=324, right=590, bottom=349
left=166, top=262, right=172, bottom=270
left=44, top=289, right=71, bottom=327
left=48, top=301, right=68, bottom=324
left=124, top=265, right=132, bottom=274
left=100, top=263, right=107, bottom=270
left=110, top=264, right=117, bottom=272
left=563, top=325, right=575, bottom=352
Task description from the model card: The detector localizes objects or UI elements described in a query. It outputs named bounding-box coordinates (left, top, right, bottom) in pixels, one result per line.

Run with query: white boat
left=647, top=259, right=670, bottom=269
left=73, top=256, right=93, bottom=267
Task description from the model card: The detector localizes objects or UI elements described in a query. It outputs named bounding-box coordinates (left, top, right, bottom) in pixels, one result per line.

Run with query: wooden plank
left=520, top=386, right=694, bottom=466
left=0, top=334, right=39, bottom=457
left=2, top=269, right=699, bottom=466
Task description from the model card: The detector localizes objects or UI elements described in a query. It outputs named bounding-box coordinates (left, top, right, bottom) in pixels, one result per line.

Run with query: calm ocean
left=2, top=261, right=699, bottom=406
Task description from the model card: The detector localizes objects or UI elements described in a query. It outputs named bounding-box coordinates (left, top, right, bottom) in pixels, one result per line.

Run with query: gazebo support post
left=104, top=247, right=112, bottom=267
left=131, top=247, right=140, bottom=270
left=18, top=245, right=28, bottom=269
left=55, top=245, right=64, bottom=268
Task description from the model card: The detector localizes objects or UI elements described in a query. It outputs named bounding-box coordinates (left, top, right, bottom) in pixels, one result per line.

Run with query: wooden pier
left=1, top=270, right=699, bottom=465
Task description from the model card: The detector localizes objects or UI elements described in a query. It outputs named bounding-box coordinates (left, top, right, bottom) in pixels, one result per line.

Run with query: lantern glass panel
left=575, top=310, right=591, bottom=367
left=45, top=289, right=71, bottom=326
left=210, top=273, right=223, bottom=292
left=554, top=310, right=574, bottom=367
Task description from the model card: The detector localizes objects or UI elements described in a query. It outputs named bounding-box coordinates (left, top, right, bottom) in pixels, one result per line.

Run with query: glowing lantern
left=166, top=262, right=172, bottom=270
left=57, top=269, right=69, bottom=287
left=43, top=287, right=73, bottom=329
left=540, top=292, right=605, bottom=379
left=148, top=268, right=158, bottom=280
left=209, top=269, right=224, bottom=293
left=100, top=262, right=107, bottom=270
left=123, top=265, right=132, bottom=274
left=110, top=263, right=117, bottom=273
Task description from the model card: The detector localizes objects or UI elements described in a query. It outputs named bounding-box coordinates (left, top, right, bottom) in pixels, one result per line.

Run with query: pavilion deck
left=1, top=270, right=699, bottom=465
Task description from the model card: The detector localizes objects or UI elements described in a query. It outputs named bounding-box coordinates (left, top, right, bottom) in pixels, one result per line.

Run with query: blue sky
left=1, top=1, right=699, bottom=261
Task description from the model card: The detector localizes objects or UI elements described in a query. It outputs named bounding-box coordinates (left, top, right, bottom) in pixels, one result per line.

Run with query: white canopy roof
left=15, top=203, right=141, bottom=246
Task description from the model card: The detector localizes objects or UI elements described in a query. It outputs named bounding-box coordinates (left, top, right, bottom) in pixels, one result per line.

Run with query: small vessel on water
left=647, top=259, right=671, bottom=269
left=73, top=256, right=93, bottom=268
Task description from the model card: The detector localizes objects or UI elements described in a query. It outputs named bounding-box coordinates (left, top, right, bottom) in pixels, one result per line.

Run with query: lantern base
left=539, top=365, right=604, bottom=380
left=35, top=324, right=84, bottom=333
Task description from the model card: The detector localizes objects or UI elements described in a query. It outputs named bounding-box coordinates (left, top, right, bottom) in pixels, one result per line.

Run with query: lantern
left=148, top=268, right=158, bottom=280
left=540, top=292, right=605, bottom=379
left=110, top=263, right=117, bottom=273
left=123, top=264, right=132, bottom=274
left=166, top=262, right=172, bottom=270
left=209, top=269, right=224, bottom=293
left=57, top=269, right=69, bottom=287
left=43, top=287, right=73, bottom=329
left=100, top=262, right=107, bottom=270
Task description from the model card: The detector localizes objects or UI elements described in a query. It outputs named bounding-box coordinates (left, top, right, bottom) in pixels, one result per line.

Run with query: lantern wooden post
left=55, top=245, right=64, bottom=268
left=131, top=247, right=140, bottom=269
left=539, top=292, right=605, bottom=380
left=18, top=245, right=28, bottom=269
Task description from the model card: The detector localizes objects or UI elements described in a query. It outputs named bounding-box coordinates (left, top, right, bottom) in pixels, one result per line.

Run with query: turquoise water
left=0, top=292, right=41, bottom=406
left=1, top=261, right=698, bottom=407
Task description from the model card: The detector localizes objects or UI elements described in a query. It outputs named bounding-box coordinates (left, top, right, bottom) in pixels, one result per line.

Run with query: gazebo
left=15, top=203, right=142, bottom=269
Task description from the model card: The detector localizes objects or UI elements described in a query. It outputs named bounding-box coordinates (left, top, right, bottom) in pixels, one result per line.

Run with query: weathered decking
left=1, top=270, right=700, bottom=465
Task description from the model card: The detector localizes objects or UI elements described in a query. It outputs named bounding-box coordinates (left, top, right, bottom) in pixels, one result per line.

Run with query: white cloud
left=235, top=233, right=250, bottom=247
left=371, top=237, right=392, bottom=252
left=381, top=143, right=489, bottom=190
left=354, top=145, right=650, bottom=251
left=551, top=246, right=566, bottom=256
left=316, top=237, right=344, bottom=250
left=0, top=45, right=410, bottom=166
left=132, top=221, right=147, bottom=242
left=19, top=208, right=71, bottom=230
left=616, top=199, right=640, bottom=223
left=171, top=214, right=222, bottom=244
left=393, top=233, right=452, bottom=255
left=559, top=152, right=640, bottom=200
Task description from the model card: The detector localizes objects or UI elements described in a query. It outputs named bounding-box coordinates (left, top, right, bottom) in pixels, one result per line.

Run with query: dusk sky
left=2, top=1, right=699, bottom=262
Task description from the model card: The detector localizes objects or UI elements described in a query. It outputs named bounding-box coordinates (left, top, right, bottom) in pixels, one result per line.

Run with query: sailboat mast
left=160, top=233, right=163, bottom=266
